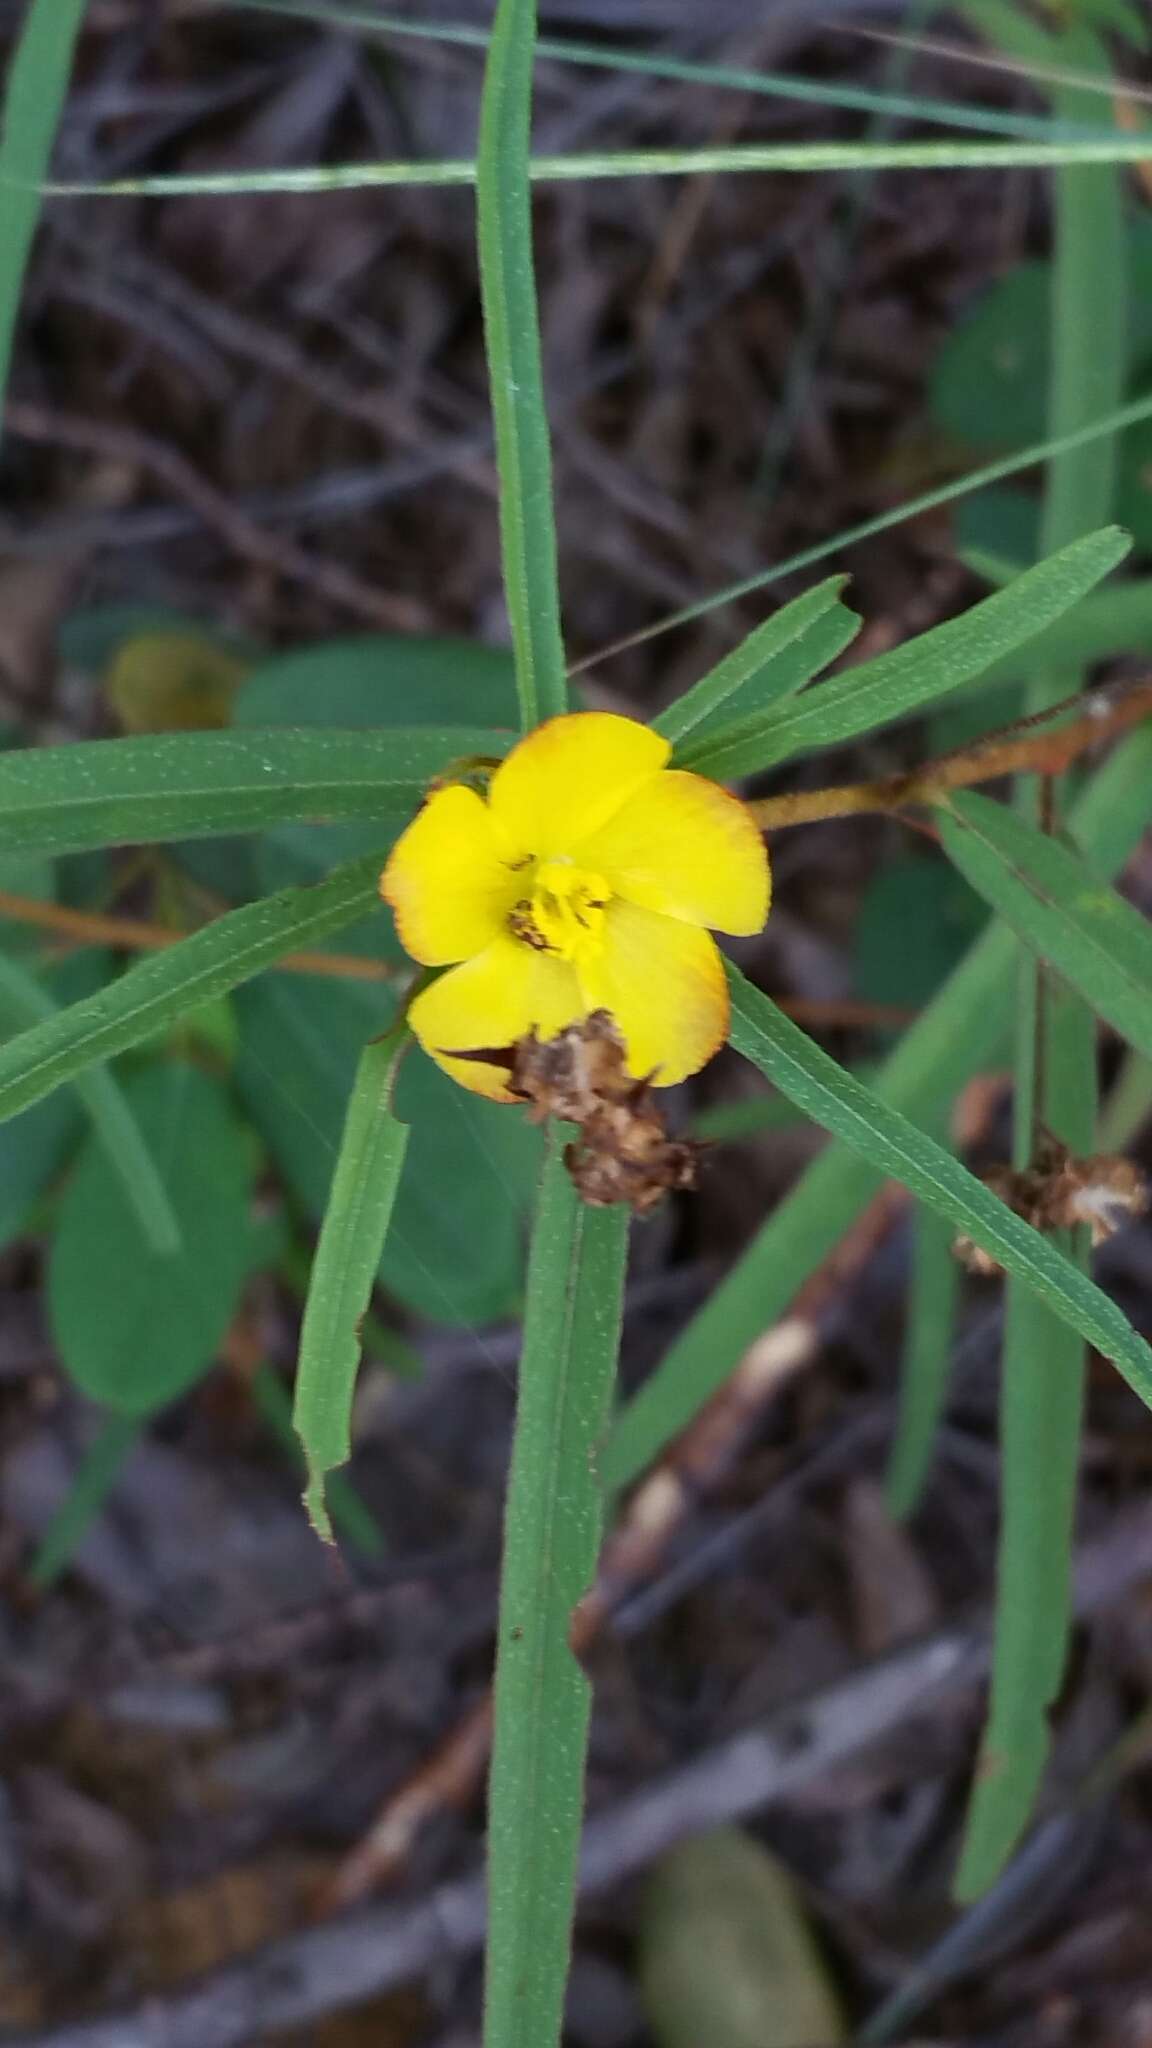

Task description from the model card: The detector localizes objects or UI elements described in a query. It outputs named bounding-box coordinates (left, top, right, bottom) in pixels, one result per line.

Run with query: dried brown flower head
left=955, top=1136, right=1149, bottom=1276
left=450, top=1010, right=699, bottom=1214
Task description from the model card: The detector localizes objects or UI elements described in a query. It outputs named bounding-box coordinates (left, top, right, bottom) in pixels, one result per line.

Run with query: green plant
left=4, top=0, right=1152, bottom=2040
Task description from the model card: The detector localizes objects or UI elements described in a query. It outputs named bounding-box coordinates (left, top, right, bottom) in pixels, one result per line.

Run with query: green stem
left=484, top=1139, right=628, bottom=2048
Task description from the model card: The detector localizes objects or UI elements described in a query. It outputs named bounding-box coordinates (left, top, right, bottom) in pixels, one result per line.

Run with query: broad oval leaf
left=49, top=1062, right=254, bottom=1414
left=640, top=1828, right=846, bottom=2048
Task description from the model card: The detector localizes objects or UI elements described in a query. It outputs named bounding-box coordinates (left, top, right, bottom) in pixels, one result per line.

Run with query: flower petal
left=579, top=900, right=729, bottom=1085
left=409, top=937, right=582, bottom=1099
left=574, top=769, right=770, bottom=934
left=487, top=711, right=670, bottom=858
left=381, top=784, right=525, bottom=966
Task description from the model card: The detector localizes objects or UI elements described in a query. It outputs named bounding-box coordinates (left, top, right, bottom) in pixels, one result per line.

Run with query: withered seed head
left=462, top=1011, right=700, bottom=1213
left=954, top=1137, right=1149, bottom=1275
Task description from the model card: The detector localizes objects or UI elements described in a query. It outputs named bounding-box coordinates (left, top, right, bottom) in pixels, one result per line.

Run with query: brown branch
left=0, top=890, right=401, bottom=984
left=5, top=401, right=428, bottom=633
left=0, top=890, right=915, bottom=1028
left=749, top=681, right=1152, bottom=833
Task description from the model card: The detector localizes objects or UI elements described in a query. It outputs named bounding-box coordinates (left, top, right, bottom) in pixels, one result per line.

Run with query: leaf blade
left=0, top=727, right=510, bottom=858
left=485, top=1140, right=628, bottom=2048
left=476, top=0, right=567, bottom=729
left=690, top=528, right=1131, bottom=778
left=0, top=850, right=389, bottom=1127
left=293, top=1027, right=411, bottom=1541
left=723, top=965, right=1152, bottom=1405
left=939, top=789, right=1152, bottom=1063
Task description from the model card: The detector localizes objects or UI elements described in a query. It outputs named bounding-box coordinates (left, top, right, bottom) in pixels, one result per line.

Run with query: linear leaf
left=658, top=578, right=858, bottom=752
left=485, top=1140, right=629, bottom=2048
left=940, top=791, right=1152, bottom=1061
left=601, top=727, right=1152, bottom=1494
left=293, top=1026, right=410, bottom=1542
left=0, top=727, right=509, bottom=858
left=685, top=528, right=1130, bottom=779
left=0, top=0, right=87, bottom=437
left=29, top=1412, right=141, bottom=1589
left=233, top=0, right=1099, bottom=145
left=724, top=965, right=1152, bottom=1402
left=959, top=39, right=1129, bottom=1899
left=0, top=950, right=179, bottom=1255
left=476, top=0, right=567, bottom=729
left=0, top=850, right=388, bottom=1126
left=51, top=134, right=1152, bottom=202
left=885, top=1200, right=961, bottom=1520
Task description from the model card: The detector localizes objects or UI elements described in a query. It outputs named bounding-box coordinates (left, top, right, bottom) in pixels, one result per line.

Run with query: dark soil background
left=3, top=3, right=1152, bottom=2044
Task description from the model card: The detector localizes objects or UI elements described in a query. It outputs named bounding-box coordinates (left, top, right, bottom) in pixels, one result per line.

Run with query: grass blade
left=485, top=1138, right=629, bottom=2048
left=233, top=0, right=1110, bottom=146
left=0, top=0, right=87, bottom=438
left=939, top=791, right=1152, bottom=1062
left=29, top=1411, right=141, bottom=1590
left=571, top=389, right=1152, bottom=673
left=476, top=0, right=567, bottom=729
left=0, top=850, right=389, bottom=1126
left=958, top=26, right=1129, bottom=1899
left=722, top=965, right=1152, bottom=1403
left=0, top=950, right=179, bottom=1256
left=602, top=726, right=1152, bottom=1492
left=293, top=1026, right=411, bottom=1542
left=885, top=1200, right=961, bottom=1520
left=682, top=528, right=1129, bottom=779
left=49, top=134, right=1152, bottom=201
left=657, top=578, right=858, bottom=751
left=0, top=727, right=507, bottom=858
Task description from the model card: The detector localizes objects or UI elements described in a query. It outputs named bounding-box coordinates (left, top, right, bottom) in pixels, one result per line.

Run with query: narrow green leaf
left=723, top=965, right=1152, bottom=1404
left=49, top=1063, right=254, bottom=1414
left=940, top=790, right=1152, bottom=1064
left=655, top=578, right=857, bottom=749
left=485, top=1140, right=629, bottom=2048
left=293, top=1026, right=411, bottom=1543
left=686, top=528, right=1130, bottom=779
left=0, top=950, right=179, bottom=1255
left=954, top=1282, right=1086, bottom=1899
left=0, top=727, right=509, bottom=859
left=476, top=0, right=567, bottom=729
left=0, top=849, right=389, bottom=1127
left=29, top=1412, right=141, bottom=1589
left=960, top=31, right=1129, bottom=1900
left=974, top=575, right=1152, bottom=691
left=50, top=134, right=1152, bottom=202
left=605, top=729, right=1152, bottom=1494
left=885, top=1201, right=961, bottom=1520
left=233, top=0, right=1103, bottom=146
left=253, top=1364, right=386, bottom=1560
left=0, top=0, right=87, bottom=439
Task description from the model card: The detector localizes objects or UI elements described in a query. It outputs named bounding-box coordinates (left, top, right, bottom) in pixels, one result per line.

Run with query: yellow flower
left=381, top=711, right=770, bottom=1100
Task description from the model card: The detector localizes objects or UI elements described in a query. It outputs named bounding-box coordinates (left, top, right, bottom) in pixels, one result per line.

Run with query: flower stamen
left=507, top=858, right=612, bottom=963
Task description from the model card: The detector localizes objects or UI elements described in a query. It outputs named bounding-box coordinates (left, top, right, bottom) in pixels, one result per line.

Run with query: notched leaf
left=955, top=1136, right=1148, bottom=1275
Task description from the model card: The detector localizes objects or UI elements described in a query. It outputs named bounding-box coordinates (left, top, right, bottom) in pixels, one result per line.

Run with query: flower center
left=508, top=857, right=611, bottom=962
